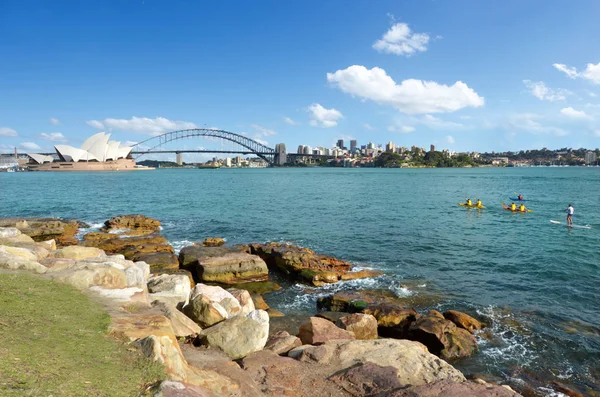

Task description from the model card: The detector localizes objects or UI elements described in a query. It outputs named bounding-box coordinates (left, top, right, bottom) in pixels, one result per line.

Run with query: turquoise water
left=1, top=167, right=599, bottom=394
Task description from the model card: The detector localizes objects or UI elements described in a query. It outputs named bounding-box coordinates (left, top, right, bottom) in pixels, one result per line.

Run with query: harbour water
left=1, top=167, right=598, bottom=394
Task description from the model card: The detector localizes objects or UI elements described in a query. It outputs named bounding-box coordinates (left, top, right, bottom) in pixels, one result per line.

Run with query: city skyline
left=2, top=0, right=600, bottom=162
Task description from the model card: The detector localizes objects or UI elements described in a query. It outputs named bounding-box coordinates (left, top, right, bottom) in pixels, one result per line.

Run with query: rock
left=227, top=288, right=255, bottom=315
left=54, top=246, right=105, bottom=260
left=196, top=252, right=268, bottom=284
left=241, top=350, right=353, bottom=397
left=82, top=233, right=173, bottom=259
left=0, top=245, right=38, bottom=261
left=337, top=313, right=378, bottom=340
left=183, top=294, right=228, bottom=328
left=101, top=214, right=161, bottom=233
left=152, top=301, right=202, bottom=337
left=124, top=264, right=147, bottom=288
left=408, top=312, right=478, bottom=360
left=384, top=379, right=523, bottom=396
left=202, top=237, right=225, bottom=247
left=41, top=257, right=78, bottom=271
left=340, top=269, right=385, bottom=281
left=289, top=339, right=466, bottom=386
left=363, top=304, right=418, bottom=338
left=251, top=294, right=269, bottom=311
left=264, top=330, right=302, bottom=355
left=153, top=381, right=214, bottom=397
left=135, top=252, right=180, bottom=273
left=0, top=251, right=47, bottom=273
left=298, top=317, right=356, bottom=345
left=0, top=227, right=21, bottom=238
left=14, top=218, right=81, bottom=246
left=38, top=239, right=57, bottom=250
left=228, top=280, right=281, bottom=295
left=178, top=245, right=241, bottom=273
left=267, top=308, right=284, bottom=317
left=443, top=310, right=484, bottom=334
left=90, top=286, right=146, bottom=304
left=329, top=362, right=403, bottom=396
left=197, top=310, right=269, bottom=359
left=247, top=242, right=354, bottom=285
left=48, top=264, right=128, bottom=289
left=316, top=311, right=351, bottom=323
left=147, top=274, right=191, bottom=305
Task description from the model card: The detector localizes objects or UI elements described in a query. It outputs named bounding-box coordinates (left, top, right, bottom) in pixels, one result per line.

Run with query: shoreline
left=0, top=217, right=596, bottom=394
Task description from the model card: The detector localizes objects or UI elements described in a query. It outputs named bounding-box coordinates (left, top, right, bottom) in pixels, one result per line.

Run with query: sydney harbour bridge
left=129, top=128, right=333, bottom=166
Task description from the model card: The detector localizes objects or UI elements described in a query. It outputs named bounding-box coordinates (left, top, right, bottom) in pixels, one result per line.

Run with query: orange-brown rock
left=101, top=214, right=161, bottom=233
left=202, top=237, right=225, bottom=247
left=340, top=269, right=384, bottom=281
left=298, top=316, right=356, bottom=345
left=134, top=252, right=180, bottom=273
left=0, top=218, right=82, bottom=246
left=443, top=310, right=484, bottom=334
left=82, top=233, right=173, bottom=259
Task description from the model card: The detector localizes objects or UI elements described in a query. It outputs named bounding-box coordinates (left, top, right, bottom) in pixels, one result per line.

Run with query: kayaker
left=510, top=202, right=517, bottom=211
left=519, top=203, right=526, bottom=212
left=566, top=204, right=574, bottom=226
left=476, top=199, right=482, bottom=207
left=518, top=194, right=523, bottom=200
left=466, top=198, right=472, bottom=206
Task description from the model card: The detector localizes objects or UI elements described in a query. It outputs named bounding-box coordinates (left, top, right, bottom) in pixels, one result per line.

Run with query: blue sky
left=1, top=0, right=600, bottom=158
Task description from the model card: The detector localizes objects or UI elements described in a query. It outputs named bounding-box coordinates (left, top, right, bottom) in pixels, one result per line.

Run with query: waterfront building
left=386, top=141, right=396, bottom=153
left=337, top=139, right=344, bottom=149
left=297, top=145, right=305, bottom=154
left=302, top=145, right=312, bottom=155
left=367, top=142, right=375, bottom=150
left=430, top=144, right=436, bottom=152
left=225, top=157, right=232, bottom=167
left=584, top=151, right=597, bottom=164
left=26, top=132, right=145, bottom=171
left=350, top=140, right=357, bottom=154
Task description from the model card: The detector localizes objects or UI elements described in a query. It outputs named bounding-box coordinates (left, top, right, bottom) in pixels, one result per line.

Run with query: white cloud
left=522, top=80, right=570, bottom=101
left=123, top=140, right=139, bottom=147
left=419, top=114, right=464, bottom=129
left=0, top=127, right=18, bottom=137
left=554, top=62, right=600, bottom=84
left=20, top=142, right=41, bottom=150
left=446, top=135, right=455, bottom=144
left=307, top=103, right=343, bottom=128
left=327, top=65, right=484, bottom=114
left=588, top=91, right=597, bottom=98
left=86, top=120, right=105, bottom=129
left=40, top=132, right=67, bottom=142
left=387, top=124, right=415, bottom=133
left=363, top=123, right=375, bottom=131
left=250, top=124, right=277, bottom=145
left=373, top=22, right=430, bottom=56
left=459, top=115, right=472, bottom=120
left=503, top=113, right=567, bottom=137
left=49, top=117, right=60, bottom=125
left=86, top=116, right=197, bottom=136
left=254, top=138, right=269, bottom=146
left=283, top=117, right=298, bottom=125
left=560, top=107, right=592, bottom=120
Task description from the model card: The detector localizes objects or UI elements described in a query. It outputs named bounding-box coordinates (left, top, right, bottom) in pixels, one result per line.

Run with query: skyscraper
left=430, top=144, right=436, bottom=152
left=350, top=140, right=357, bottom=154
left=337, top=139, right=344, bottom=149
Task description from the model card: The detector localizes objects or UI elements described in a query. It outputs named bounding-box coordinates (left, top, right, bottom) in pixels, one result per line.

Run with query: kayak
left=509, top=197, right=527, bottom=201
left=550, top=220, right=591, bottom=229
left=503, top=205, right=532, bottom=213
left=459, top=203, right=485, bottom=209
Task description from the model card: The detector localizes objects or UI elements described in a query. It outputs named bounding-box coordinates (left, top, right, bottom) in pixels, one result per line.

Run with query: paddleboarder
left=566, top=204, right=574, bottom=226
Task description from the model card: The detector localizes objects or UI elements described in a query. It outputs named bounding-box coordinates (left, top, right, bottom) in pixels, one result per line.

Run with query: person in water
left=476, top=199, right=482, bottom=207
left=466, top=198, right=472, bottom=206
left=566, top=204, right=574, bottom=226
left=519, top=203, right=526, bottom=212
left=518, top=194, right=523, bottom=200
left=510, top=202, right=517, bottom=211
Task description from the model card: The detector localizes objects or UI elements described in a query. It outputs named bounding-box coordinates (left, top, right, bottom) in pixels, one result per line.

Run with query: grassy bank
left=0, top=272, right=164, bottom=396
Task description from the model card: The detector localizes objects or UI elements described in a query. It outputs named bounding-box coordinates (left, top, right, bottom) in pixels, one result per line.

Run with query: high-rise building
left=275, top=143, right=287, bottom=166
left=585, top=151, right=597, bottom=164
left=386, top=141, right=396, bottom=153
left=350, top=140, right=357, bottom=154
left=176, top=152, right=183, bottom=165
left=297, top=145, right=305, bottom=154
left=303, top=145, right=312, bottom=155
left=430, top=144, right=436, bottom=152
left=367, top=142, right=375, bottom=150
left=337, top=139, right=344, bottom=149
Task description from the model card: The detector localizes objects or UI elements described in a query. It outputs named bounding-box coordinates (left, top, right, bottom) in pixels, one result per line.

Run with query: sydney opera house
left=28, top=132, right=151, bottom=171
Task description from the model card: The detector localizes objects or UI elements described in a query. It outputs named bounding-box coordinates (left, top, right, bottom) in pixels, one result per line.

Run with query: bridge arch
left=131, top=129, right=277, bottom=164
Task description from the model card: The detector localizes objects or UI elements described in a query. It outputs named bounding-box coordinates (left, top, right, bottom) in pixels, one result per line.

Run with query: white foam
left=170, top=240, right=194, bottom=254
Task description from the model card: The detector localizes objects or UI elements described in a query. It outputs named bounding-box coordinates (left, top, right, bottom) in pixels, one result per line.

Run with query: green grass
left=0, top=272, right=165, bottom=396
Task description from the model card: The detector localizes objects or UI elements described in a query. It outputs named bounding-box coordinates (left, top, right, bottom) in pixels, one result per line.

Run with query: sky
left=1, top=0, right=600, bottom=160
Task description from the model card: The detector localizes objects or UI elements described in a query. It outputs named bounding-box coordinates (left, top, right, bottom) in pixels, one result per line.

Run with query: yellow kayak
left=458, top=202, right=485, bottom=209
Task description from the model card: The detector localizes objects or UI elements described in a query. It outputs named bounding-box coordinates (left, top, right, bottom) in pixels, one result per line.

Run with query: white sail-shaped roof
left=55, top=145, right=99, bottom=162
left=28, top=153, right=54, bottom=164
left=81, top=132, right=107, bottom=152
left=117, top=145, right=132, bottom=159
left=105, top=140, right=120, bottom=161
left=86, top=133, right=111, bottom=161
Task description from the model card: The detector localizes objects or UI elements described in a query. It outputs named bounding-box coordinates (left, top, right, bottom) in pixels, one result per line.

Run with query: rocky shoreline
left=0, top=214, right=528, bottom=396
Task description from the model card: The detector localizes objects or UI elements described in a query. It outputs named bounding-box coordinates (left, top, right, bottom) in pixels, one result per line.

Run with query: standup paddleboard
left=550, top=220, right=591, bottom=229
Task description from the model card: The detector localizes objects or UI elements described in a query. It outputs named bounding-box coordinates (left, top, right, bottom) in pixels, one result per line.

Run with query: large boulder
left=101, top=214, right=161, bottom=234
left=383, top=379, right=522, bottom=396
left=443, top=310, right=484, bottom=334
left=134, top=252, right=180, bottom=273
left=202, top=237, right=225, bottom=247
left=47, top=263, right=128, bottom=289
left=14, top=218, right=81, bottom=246
left=0, top=245, right=38, bottom=261
left=0, top=251, right=47, bottom=273
left=195, top=252, right=268, bottom=284
left=227, top=288, right=255, bottom=315
left=197, top=310, right=269, bottom=359
left=264, top=330, right=302, bottom=355
left=247, top=242, right=356, bottom=286
left=337, top=313, right=378, bottom=340
left=183, top=294, right=228, bottom=328
left=178, top=245, right=241, bottom=273
left=288, top=339, right=466, bottom=386
left=298, top=316, right=356, bottom=345
left=408, top=311, right=478, bottom=360
left=151, top=301, right=202, bottom=337
left=54, top=245, right=105, bottom=261
left=82, top=233, right=173, bottom=259
left=147, top=274, right=191, bottom=307
left=328, top=361, right=404, bottom=396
